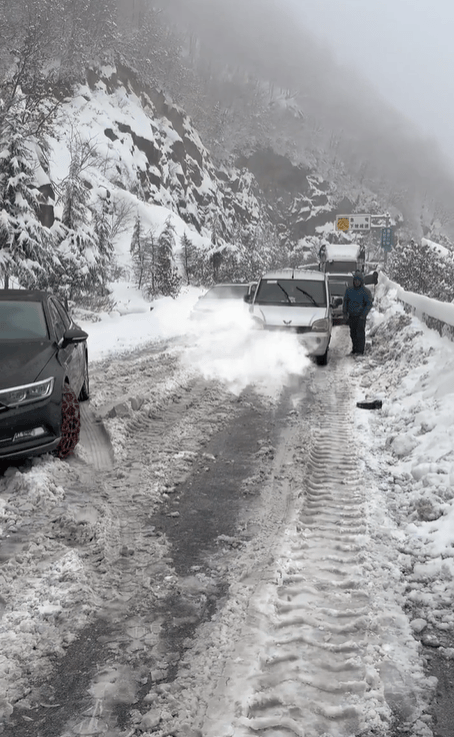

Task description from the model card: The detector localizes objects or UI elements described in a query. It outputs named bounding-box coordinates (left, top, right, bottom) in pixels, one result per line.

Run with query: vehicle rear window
left=203, top=286, right=248, bottom=299
left=324, top=261, right=357, bottom=274
left=0, top=301, right=49, bottom=339
left=255, top=279, right=327, bottom=307
left=328, top=278, right=352, bottom=296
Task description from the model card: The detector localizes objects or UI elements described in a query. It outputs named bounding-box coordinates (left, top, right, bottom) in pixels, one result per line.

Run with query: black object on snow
left=356, top=400, right=383, bottom=410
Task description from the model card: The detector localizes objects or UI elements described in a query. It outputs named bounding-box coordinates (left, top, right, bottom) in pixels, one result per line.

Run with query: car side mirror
left=331, top=297, right=343, bottom=308
left=363, top=271, right=379, bottom=286
left=60, top=326, right=88, bottom=348
left=243, top=293, right=252, bottom=304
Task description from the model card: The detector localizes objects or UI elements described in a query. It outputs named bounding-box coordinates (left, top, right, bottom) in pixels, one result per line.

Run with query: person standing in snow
left=343, top=271, right=373, bottom=355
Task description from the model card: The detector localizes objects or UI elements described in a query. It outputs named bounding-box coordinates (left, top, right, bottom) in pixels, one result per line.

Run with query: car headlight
left=311, top=318, right=329, bottom=332
left=0, top=377, right=55, bottom=408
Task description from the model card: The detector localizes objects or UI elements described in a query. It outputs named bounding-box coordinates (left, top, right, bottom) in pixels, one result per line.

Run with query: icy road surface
left=0, top=327, right=440, bottom=737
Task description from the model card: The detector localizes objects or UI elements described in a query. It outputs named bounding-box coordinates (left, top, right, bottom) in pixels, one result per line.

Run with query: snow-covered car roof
left=324, top=243, right=360, bottom=260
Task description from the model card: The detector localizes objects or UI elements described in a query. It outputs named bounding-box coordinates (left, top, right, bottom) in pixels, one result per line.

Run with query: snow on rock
left=48, top=69, right=271, bottom=253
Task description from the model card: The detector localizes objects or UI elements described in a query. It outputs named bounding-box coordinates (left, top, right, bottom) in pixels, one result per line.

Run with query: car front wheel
left=55, top=384, right=81, bottom=459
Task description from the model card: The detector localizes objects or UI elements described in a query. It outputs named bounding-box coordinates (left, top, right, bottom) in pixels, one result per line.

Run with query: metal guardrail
left=379, top=273, right=454, bottom=337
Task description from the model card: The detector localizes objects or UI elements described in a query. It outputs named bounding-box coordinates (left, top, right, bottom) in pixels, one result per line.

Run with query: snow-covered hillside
left=5, top=62, right=374, bottom=297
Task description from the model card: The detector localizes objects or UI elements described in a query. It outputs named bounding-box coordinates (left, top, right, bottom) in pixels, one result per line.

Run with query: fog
left=152, top=0, right=454, bottom=235
left=294, top=0, right=454, bottom=170
left=159, top=0, right=453, bottom=164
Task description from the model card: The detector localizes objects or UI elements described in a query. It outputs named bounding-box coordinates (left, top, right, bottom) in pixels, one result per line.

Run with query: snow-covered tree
left=390, top=239, right=454, bottom=302
left=0, top=210, right=12, bottom=287
left=93, top=191, right=115, bottom=292
left=57, top=167, right=96, bottom=297
left=130, top=214, right=156, bottom=293
left=53, top=133, right=114, bottom=300
left=234, top=225, right=274, bottom=281
left=180, top=231, right=208, bottom=285
left=155, top=217, right=181, bottom=297
left=0, top=91, right=54, bottom=288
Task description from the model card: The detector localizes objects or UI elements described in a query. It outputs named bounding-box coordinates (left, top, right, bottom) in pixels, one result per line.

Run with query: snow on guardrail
left=379, top=272, right=454, bottom=334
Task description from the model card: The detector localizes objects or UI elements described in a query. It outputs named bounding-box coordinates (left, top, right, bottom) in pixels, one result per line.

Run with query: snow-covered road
left=1, top=285, right=454, bottom=737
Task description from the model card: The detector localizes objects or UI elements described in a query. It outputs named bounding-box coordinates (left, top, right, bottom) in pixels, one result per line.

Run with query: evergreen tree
left=93, top=192, right=115, bottom=292
left=58, top=177, right=97, bottom=299
left=130, top=213, right=143, bottom=257
left=130, top=214, right=156, bottom=293
left=180, top=231, right=208, bottom=285
left=0, top=91, right=54, bottom=289
left=208, top=210, right=225, bottom=282
left=58, top=0, right=117, bottom=83
left=155, top=217, right=181, bottom=297
left=0, top=211, right=12, bottom=287
left=180, top=231, right=194, bottom=285
left=235, top=226, right=266, bottom=281
left=55, top=136, right=109, bottom=300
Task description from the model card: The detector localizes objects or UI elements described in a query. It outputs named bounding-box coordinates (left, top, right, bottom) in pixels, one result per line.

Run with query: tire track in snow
left=78, top=403, right=114, bottom=471
left=39, top=361, right=275, bottom=737
left=221, top=384, right=375, bottom=737
left=1, top=344, right=263, bottom=737
left=199, top=352, right=430, bottom=737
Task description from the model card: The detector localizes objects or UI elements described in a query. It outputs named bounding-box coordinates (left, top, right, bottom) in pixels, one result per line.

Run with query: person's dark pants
left=347, top=315, right=366, bottom=354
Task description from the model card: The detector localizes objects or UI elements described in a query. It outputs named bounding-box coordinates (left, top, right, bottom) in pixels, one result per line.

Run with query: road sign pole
left=384, top=212, right=389, bottom=270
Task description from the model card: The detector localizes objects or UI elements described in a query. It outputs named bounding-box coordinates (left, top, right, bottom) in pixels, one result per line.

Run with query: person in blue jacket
left=343, top=271, right=373, bottom=355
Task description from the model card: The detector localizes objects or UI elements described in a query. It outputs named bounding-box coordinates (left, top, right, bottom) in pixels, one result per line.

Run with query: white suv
left=246, top=269, right=334, bottom=365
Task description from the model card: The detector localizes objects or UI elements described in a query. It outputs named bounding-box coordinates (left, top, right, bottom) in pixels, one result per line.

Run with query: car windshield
left=255, top=279, right=326, bottom=307
left=325, top=261, right=357, bottom=274
left=203, top=285, right=248, bottom=299
left=0, top=301, right=49, bottom=339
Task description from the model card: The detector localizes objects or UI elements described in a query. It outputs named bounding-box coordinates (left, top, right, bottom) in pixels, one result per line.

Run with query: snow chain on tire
left=56, top=385, right=81, bottom=459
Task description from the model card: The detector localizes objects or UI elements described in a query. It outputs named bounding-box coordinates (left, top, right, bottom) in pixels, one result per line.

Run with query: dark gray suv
left=0, top=290, right=89, bottom=461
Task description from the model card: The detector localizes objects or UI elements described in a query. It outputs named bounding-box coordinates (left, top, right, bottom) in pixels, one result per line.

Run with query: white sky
left=291, top=0, right=454, bottom=168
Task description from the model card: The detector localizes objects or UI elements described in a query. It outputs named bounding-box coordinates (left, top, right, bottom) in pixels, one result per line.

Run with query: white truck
left=318, top=243, right=378, bottom=324
left=319, top=243, right=364, bottom=275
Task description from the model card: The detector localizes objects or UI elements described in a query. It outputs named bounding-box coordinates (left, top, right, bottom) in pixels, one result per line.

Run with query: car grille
left=263, top=325, right=312, bottom=334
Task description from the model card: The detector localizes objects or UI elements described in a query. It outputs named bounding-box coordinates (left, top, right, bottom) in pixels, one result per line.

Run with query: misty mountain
left=2, top=0, right=454, bottom=303
left=150, top=0, right=454, bottom=241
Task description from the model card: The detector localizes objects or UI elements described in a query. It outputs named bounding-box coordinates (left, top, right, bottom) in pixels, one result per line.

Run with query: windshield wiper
left=276, top=282, right=292, bottom=303
left=295, top=287, right=318, bottom=306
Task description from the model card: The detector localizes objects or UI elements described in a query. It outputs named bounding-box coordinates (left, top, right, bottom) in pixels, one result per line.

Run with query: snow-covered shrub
left=389, top=240, right=454, bottom=302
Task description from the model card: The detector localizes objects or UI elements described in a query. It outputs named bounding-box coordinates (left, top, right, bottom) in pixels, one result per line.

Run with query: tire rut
left=194, top=351, right=430, bottom=737
left=1, top=338, right=431, bottom=737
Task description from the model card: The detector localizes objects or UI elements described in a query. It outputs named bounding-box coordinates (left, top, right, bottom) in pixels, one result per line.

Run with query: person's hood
left=352, top=271, right=364, bottom=287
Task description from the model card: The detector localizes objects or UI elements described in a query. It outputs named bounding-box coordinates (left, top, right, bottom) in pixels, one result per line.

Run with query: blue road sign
left=381, top=227, right=393, bottom=249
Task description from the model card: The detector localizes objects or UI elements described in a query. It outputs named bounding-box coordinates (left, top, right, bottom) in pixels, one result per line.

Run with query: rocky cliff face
left=79, top=65, right=342, bottom=251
